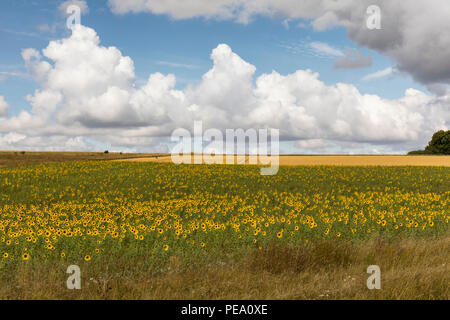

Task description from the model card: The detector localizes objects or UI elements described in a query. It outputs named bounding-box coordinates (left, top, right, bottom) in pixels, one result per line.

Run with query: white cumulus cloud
left=0, top=25, right=448, bottom=153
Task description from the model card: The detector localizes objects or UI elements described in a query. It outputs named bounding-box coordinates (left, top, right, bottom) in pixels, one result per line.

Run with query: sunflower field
left=0, top=161, right=448, bottom=267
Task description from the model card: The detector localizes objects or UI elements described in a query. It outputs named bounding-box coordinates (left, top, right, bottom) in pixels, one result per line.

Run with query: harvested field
left=119, top=155, right=450, bottom=167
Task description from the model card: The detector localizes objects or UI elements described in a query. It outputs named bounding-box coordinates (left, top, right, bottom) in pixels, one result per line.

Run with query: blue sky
left=0, top=0, right=447, bottom=154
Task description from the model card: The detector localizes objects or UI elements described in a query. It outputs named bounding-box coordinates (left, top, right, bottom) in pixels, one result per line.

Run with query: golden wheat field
left=0, top=154, right=448, bottom=299
left=119, top=155, right=450, bottom=166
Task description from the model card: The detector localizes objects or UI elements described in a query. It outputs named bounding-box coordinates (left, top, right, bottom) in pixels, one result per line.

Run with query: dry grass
left=1, top=236, right=448, bottom=300
left=120, top=155, right=450, bottom=167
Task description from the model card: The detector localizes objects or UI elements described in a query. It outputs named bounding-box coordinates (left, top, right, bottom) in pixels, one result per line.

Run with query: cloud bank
left=0, top=25, right=448, bottom=153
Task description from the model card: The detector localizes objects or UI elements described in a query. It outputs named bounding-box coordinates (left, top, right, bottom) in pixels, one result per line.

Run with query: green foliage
left=425, top=130, right=450, bottom=155
left=408, top=130, right=450, bottom=155
left=408, top=150, right=433, bottom=155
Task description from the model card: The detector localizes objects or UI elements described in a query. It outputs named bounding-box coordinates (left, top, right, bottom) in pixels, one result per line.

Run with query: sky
left=0, top=0, right=449, bottom=154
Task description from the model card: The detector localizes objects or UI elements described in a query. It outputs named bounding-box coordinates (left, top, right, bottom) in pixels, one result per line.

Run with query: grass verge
left=1, top=235, right=448, bottom=300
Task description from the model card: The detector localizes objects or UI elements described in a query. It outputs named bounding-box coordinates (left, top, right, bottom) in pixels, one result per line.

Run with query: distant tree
left=407, top=150, right=433, bottom=155
left=104, top=150, right=109, bottom=154
left=424, top=130, right=450, bottom=155
left=408, top=130, right=450, bottom=155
